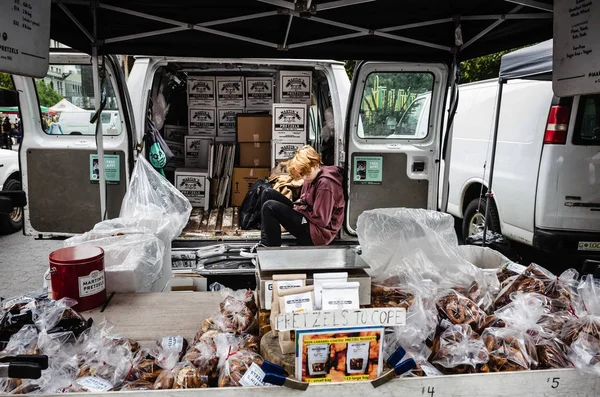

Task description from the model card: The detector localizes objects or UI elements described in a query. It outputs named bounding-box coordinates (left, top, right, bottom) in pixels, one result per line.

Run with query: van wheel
left=1, top=179, right=24, bottom=234
left=462, top=198, right=500, bottom=241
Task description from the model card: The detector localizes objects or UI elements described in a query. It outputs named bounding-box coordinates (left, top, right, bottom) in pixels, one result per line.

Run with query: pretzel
left=438, top=293, right=484, bottom=329
left=174, top=366, right=208, bottom=389
left=517, top=278, right=545, bottom=294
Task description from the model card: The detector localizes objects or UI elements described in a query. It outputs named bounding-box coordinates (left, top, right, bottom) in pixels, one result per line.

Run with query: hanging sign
left=90, top=154, right=120, bottom=184
left=0, top=0, right=51, bottom=78
left=553, top=0, right=600, bottom=96
left=353, top=156, right=383, bottom=184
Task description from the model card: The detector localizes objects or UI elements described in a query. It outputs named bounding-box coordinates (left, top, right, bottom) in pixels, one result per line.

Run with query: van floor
left=179, top=207, right=259, bottom=240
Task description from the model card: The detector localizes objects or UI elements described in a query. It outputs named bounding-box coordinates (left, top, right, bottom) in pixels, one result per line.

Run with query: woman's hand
left=294, top=204, right=307, bottom=211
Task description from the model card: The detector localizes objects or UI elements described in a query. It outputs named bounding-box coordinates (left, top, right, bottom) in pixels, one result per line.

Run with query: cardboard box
left=246, top=77, right=274, bottom=108
left=279, top=70, right=312, bottom=105
left=164, top=139, right=185, bottom=170
left=174, top=168, right=210, bottom=209
left=187, top=76, right=216, bottom=107
left=272, top=104, right=307, bottom=142
left=189, top=107, right=217, bottom=136
left=231, top=167, right=270, bottom=207
left=164, top=274, right=208, bottom=292
left=245, top=107, right=272, bottom=115
left=216, top=76, right=245, bottom=107
left=237, top=114, right=272, bottom=142
left=217, top=108, right=244, bottom=137
left=239, top=142, right=271, bottom=167
left=163, top=125, right=186, bottom=142
left=184, top=136, right=213, bottom=168
left=272, top=141, right=303, bottom=168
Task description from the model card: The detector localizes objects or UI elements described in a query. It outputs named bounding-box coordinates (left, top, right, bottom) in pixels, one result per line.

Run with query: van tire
left=1, top=179, right=24, bottom=234
left=462, top=198, right=500, bottom=241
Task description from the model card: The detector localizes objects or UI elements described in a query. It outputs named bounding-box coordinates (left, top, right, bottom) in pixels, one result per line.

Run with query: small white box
left=279, top=70, right=312, bottom=105
left=216, top=76, right=245, bottom=107
left=174, top=168, right=209, bottom=209
left=246, top=77, right=274, bottom=108
left=164, top=140, right=185, bottom=171
left=184, top=136, right=213, bottom=168
left=187, top=76, right=216, bottom=107
left=272, top=141, right=304, bottom=168
left=163, top=125, right=186, bottom=142
left=189, top=107, right=217, bottom=136
left=272, top=103, right=307, bottom=142
left=217, top=108, right=244, bottom=137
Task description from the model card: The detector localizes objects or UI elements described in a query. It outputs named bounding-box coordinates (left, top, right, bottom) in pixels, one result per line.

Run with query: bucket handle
left=45, top=268, right=57, bottom=280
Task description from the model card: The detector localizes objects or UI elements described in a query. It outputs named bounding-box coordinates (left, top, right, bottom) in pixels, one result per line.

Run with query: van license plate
left=578, top=241, right=600, bottom=251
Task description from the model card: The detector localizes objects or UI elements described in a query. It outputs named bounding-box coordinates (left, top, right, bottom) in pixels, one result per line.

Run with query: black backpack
left=239, top=179, right=271, bottom=230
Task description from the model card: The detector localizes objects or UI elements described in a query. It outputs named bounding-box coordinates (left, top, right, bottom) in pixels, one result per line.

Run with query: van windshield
left=35, top=64, right=122, bottom=136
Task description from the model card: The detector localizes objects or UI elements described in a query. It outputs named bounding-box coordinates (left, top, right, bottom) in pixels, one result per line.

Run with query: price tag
left=239, top=363, right=269, bottom=387
left=76, top=377, right=113, bottom=392
left=162, top=336, right=184, bottom=353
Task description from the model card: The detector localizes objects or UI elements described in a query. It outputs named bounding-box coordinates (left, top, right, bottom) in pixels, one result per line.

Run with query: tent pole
left=482, top=78, right=505, bottom=246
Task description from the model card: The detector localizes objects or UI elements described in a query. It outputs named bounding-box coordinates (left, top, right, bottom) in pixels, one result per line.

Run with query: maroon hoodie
left=294, top=166, right=345, bottom=246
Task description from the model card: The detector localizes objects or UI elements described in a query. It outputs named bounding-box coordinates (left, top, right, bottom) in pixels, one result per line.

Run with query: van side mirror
left=0, top=89, right=19, bottom=107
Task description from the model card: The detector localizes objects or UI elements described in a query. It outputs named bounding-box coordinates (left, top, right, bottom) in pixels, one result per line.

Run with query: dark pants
left=260, top=188, right=313, bottom=247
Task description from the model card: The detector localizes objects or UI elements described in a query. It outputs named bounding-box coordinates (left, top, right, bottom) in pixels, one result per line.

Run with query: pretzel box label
left=189, top=108, right=216, bottom=135
left=188, top=77, right=216, bottom=107
left=279, top=70, right=312, bottom=105
left=216, top=76, right=245, bottom=107
left=272, top=104, right=307, bottom=142
left=246, top=77, right=274, bottom=108
left=217, top=108, right=244, bottom=136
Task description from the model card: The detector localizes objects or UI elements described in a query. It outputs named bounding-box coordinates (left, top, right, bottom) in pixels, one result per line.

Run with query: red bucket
left=49, top=246, right=106, bottom=312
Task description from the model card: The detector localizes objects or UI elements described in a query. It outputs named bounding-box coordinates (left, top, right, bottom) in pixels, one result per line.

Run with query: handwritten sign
left=553, top=0, right=600, bottom=96
left=274, top=308, right=406, bottom=332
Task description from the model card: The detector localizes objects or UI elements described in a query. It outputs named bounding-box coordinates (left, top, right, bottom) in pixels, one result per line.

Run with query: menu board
left=553, top=0, right=600, bottom=96
left=0, top=0, right=51, bottom=78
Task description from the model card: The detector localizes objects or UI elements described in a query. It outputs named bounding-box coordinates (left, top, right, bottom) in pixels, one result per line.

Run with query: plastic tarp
left=499, top=39, right=553, bottom=81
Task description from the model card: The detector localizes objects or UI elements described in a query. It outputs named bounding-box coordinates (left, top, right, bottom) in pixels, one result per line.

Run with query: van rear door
left=343, top=62, right=448, bottom=235
left=539, top=94, right=600, bottom=234
left=18, top=52, right=136, bottom=237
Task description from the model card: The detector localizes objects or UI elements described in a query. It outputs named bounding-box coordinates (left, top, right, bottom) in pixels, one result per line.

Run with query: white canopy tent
left=49, top=98, right=86, bottom=113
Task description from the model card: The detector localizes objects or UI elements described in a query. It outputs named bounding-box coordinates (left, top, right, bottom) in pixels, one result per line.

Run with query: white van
left=446, top=77, right=600, bottom=258
left=57, top=110, right=121, bottom=136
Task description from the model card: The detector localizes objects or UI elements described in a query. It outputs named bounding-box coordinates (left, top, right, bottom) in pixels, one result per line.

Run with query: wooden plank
left=207, top=208, right=219, bottom=231
left=87, top=292, right=222, bottom=344
left=198, top=209, right=210, bottom=232
left=181, top=208, right=203, bottom=235
left=233, top=206, right=240, bottom=231
left=221, top=207, right=234, bottom=232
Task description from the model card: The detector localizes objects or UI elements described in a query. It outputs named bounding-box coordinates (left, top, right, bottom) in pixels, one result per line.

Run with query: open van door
left=343, top=62, right=448, bottom=235
left=17, top=52, right=136, bottom=237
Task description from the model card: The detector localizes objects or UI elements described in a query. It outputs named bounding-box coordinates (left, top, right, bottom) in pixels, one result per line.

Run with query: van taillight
left=544, top=105, right=570, bottom=144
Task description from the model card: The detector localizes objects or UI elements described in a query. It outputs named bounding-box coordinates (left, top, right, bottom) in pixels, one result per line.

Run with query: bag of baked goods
left=436, top=290, right=488, bottom=333
left=561, top=275, right=600, bottom=345
left=218, top=349, right=266, bottom=387
left=431, top=324, right=489, bottom=374
left=211, top=283, right=259, bottom=316
left=480, top=327, right=533, bottom=372
left=534, top=337, right=574, bottom=370
left=568, top=333, right=600, bottom=375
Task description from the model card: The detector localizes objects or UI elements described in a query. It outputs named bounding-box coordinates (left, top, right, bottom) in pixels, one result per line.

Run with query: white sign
left=0, top=0, right=51, bottom=78
left=553, top=0, right=600, bottom=96
left=78, top=270, right=105, bottom=297
left=274, top=308, right=406, bottom=331
left=76, top=377, right=113, bottom=393
left=239, top=363, right=269, bottom=387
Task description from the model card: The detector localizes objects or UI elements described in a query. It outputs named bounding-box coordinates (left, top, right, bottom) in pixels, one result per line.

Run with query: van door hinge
left=339, top=151, right=346, bottom=163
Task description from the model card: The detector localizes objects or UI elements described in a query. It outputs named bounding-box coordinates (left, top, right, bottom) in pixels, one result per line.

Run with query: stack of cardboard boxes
left=166, top=70, right=312, bottom=209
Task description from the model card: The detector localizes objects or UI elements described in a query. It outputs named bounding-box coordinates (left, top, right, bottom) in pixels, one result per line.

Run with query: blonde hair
left=288, top=145, right=321, bottom=180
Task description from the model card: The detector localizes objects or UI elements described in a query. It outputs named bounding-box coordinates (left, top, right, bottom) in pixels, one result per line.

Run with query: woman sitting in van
left=241, top=145, right=345, bottom=257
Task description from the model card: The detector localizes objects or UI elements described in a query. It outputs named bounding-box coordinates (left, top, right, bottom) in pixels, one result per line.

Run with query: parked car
left=0, top=148, right=22, bottom=233
left=57, top=110, right=121, bottom=136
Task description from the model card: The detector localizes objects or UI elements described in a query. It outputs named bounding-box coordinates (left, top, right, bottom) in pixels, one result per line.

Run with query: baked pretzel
left=517, top=278, right=545, bottom=294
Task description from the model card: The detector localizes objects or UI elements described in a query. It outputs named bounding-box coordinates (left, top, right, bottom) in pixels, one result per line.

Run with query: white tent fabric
left=49, top=98, right=85, bottom=113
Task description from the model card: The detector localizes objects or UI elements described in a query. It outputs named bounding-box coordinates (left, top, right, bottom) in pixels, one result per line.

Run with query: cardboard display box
left=189, top=107, right=217, bottom=136
left=174, top=168, right=210, bottom=209
left=245, top=77, right=274, bottom=108
left=231, top=167, right=270, bottom=207
left=272, top=141, right=303, bottom=168
left=272, top=103, right=307, bottom=142
left=245, top=107, right=272, bottom=115
left=187, top=76, right=216, bottom=107
left=163, top=125, right=186, bottom=143
left=216, top=76, right=245, bottom=108
left=279, top=70, right=312, bottom=105
left=238, top=142, right=271, bottom=167
left=237, top=114, right=272, bottom=142
left=217, top=108, right=244, bottom=137
left=184, top=136, right=213, bottom=168
left=164, top=140, right=185, bottom=171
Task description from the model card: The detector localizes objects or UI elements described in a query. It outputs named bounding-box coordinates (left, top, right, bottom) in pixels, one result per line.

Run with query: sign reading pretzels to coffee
left=274, top=308, right=406, bottom=331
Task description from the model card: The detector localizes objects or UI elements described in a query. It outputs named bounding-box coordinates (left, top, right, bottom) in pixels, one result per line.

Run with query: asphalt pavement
left=0, top=231, right=64, bottom=299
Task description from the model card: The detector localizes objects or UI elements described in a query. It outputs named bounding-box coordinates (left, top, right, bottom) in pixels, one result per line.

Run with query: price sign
left=0, top=0, right=51, bottom=78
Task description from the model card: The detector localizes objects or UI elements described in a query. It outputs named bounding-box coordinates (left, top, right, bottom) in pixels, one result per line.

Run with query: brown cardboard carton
left=231, top=167, right=270, bottom=207
left=237, top=114, right=272, bottom=142
left=238, top=142, right=271, bottom=167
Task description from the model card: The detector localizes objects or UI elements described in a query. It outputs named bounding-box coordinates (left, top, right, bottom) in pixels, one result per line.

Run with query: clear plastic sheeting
left=65, top=233, right=165, bottom=293
left=120, top=155, right=192, bottom=242
left=357, top=208, right=487, bottom=292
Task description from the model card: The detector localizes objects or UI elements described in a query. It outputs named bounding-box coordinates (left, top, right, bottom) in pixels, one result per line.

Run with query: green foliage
left=35, top=80, right=63, bottom=107
left=0, top=73, right=14, bottom=90
left=344, top=60, right=358, bottom=80
left=459, top=50, right=512, bottom=84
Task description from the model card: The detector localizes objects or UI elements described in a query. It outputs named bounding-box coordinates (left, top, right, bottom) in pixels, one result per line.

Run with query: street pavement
left=0, top=231, right=64, bottom=299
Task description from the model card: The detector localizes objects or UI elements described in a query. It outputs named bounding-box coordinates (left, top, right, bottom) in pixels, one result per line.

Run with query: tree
left=0, top=73, right=14, bottom=90
left=459, top=50, right=513, bottom=84
left=35, top=80, right=63, bottom=107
